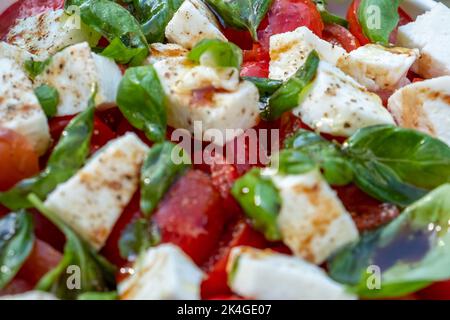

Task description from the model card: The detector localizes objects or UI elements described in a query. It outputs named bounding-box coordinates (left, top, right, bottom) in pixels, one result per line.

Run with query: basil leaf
left=118, top=218, right=161, bottom=260
left=68, top=0, right=149, bottom=66
left=263, top=50, right=320, bottom=121
left=77, top=291, right=118, bottom=300
left=328, top=184, right=450, bottom=298
left=344, top=125, right=450, bottom=206
left=205, top=0, right=273, bottom=40
left=24, top=58, right=51, bottom=80
left=34, top=84, right=59, bottom=118
left=29, top=194, right=116, bottom=300
left=313, top=0, right=348, bottom=27
left=357, top=0, right=400, bottom=45
left=0, top=92, right=95, bottom=210
left=0, top=211, right=34, bottom=289
left=116, top=65, right=167, bottom=142
left=128, top=0, right=184, bottom=43
left=243, top=76, right=283, bottom=108
left=140, top=142, right=191, bottom=216
left=188, top=39, right=243, bottom=69
left=231, top=168, right=282, bottom=241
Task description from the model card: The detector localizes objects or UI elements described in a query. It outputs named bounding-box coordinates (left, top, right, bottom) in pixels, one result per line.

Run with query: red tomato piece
left=417, top=281, right=450, bottom=300
left=222, top=27, right=254, bottom=50
left=16, top=239, right=62, bottom=286
left=153, top=170, right=227, bottom=265
left=32, top=210, right=65, bottom=252
left=322, top=23, right=361, bottom=52
left=201, top=220, right=267, bottom=299
left=0, top=278, right=33, bottom=296
left=0, top=128, right=40, bottom=191
left=208, top=295, right=244, bottom=300
left=240, top=60, right=270, bottom=78
left=0, top=0, right=64, bottom=38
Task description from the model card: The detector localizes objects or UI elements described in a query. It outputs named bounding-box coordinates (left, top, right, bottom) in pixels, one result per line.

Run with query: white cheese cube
left=397, top=3, right=450, bottom=78
left=147, top=43, right=188, bottom=64
left=0, top=42, right=36, bottom=67
left=337, top=44, right=419, bottom=91
left=262, top=169, right=359, bottom=264
left=227, top=247, right=356, bottom=300
left=0, top=291, right=57, bottom=300
left=293, top=61, right=395, bottom=137
left=388, top=76, right=450, bottom=146
left=269, top=26, right=347, bottom=81
left=44, top=133, right=149, bottom=250
left=165, top=0, right=227, bottom=49
left=0, top=58, right=50, bottom=155
left=154, top=57, right=260, bottom=145
left=118, top=244, right=204, bottom=300
left=34, top=42, right=123, bottom=116
left=6, top=9, right=100, bottom=60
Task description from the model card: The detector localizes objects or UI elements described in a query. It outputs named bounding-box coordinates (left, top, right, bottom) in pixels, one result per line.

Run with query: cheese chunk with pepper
left=147, top=43, right=188, bottom=64
left=44, top=133, right=149, bottom=250
left=34, top=42, right=122, bottom=116
left=165, top=0, right=227, bottom=49
left=0, top=58, right=50, bottom=155
left=388, top=76, right=450, bottom=146
left=0, top=42, right=36, bottom=67
left=338, top=44, right=419, bottom=91
left=153, top=57, right=260, bottom=145
left=261, top=168, right=358, bottom=264
left=269, top=26, right=347, bottom=81
left=227, top=247, right=356, bottom=300
left=118, top=244, right=204, bottom=300
left=6, top=9, right=100, bottom=60
left=293, top=61, right=395, bottom=137
left=397, top=3, right=450, bottom=78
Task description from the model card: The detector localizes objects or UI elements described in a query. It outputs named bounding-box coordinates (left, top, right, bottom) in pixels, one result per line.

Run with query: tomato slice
left=417, top=281, right=450, bottom=300
left=201, top=220, right=267, bottom=299
left=322, top=23, right=360, bottom=52
left=0, top=278, right=33, bottom=296
left=222, top=27, right=254, bottom=50
left=153, top=170, right=227, bottom=265
left=0, top=128, right=40, bottom=191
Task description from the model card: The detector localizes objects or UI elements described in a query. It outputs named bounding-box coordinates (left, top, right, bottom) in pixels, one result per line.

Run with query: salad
left=0, top=0, right=449, bottom=300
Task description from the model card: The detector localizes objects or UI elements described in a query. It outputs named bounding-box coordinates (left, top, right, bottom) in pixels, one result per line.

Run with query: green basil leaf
left=231, top=168, right=282, bottom=241
left=128, top=0, right=184, bottom=43
left=344, top=125, right=450, bottom=206
left=313, top=0, right=348, bottom=27
left=29, top=194, right=116, bottom=300
left=188, top=39, right=243, bottom=69
left=206, top=0, right=273, bottom=40
left=69, top=0, right=149, bottom=65
left=24, top=58, right=51, bottom=80
left=0, top=211, right=34, bottom=289
left=357, top=0, right=400, bottom=45
left=116, top=65, right=167, bottom=142
left=243, top=76, right=283, bottom=108
left=263, top=50, right=320, bottom=121
left=77, top=291, right=118, bottom=300
left=328, top=184, right=450, bottom=298
left=140, top=142, right=191, bottom=216
left=0, top=92, right=96, bottom=210
left=34, top=84, right=59, bottom=118
left=118, top=218, right=161, bottom=260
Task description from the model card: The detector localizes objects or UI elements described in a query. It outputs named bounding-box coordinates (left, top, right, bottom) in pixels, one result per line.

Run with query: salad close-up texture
left=0, top=0, right=449, bottom=301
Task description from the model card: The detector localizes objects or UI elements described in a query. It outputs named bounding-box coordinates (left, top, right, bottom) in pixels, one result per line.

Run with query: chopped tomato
left=153, top=170, right=227, bottom=265
left=322, top=23, right=361, bottom=52
left=241, top=60, right=270, bottom=78
left=0, top=0, right=64, bottom=38
left=417, top=281, right=450, bottom=300
left=96, top=107, right=125, bottom=134
left=222, top=27, right=254, bottom=50
left=32, top=211, right=65, bottom=252
left=16, top=239, right=62, bottom=286
left=0, top=278, right=33, bottom=296
left=0, top=128, right=40, bottom=191
left=201, top=220, right=267, bottom=299
left=208, top=295, right=244, bottom=300
left=116, top=117, right=153, bottom=147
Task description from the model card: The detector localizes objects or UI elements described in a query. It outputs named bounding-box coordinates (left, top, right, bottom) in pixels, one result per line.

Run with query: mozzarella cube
left=154, top=57, right=260, bottom=145
left=118, top=244, right=204, bottom=300
left=262, top=169, right=358, bottom=264
left=34, top=42, right=122, bottom=116
left=0, top=42, right=36, bottom=67
left=44, top=133, right=149, bottom=250
left=0, top=291, right=57, bottom=300
left=293, top=61, right=395, bottom=137
left=338, top=44, right=419, bottom=91
left=227, top=247, right=356, bottom=300
left=0, top=58, right=50, bottom=155
left=388, top=76, right=450, bottom=146
left=147, top=43, right=188, bottom=64
left=165, top=0, right=227, bottom=49
left=269, top=26, right=347, bottom=81
left=6, top=9, right=100, bottom=60
left=397, top=3, right=450, bottom=78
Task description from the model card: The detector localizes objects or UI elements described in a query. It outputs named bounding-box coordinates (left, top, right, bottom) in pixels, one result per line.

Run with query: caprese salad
left=0, top=0, right=449, bottom=300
